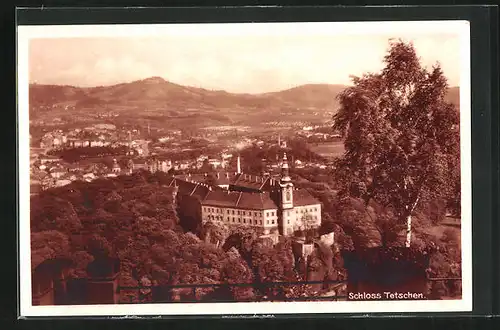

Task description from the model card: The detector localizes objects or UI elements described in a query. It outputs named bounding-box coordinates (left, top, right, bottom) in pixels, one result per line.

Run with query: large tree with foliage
left=332, top=40, right=460, bottom=247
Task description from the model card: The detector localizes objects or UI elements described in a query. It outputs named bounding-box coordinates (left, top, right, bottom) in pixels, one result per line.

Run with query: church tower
left=279, top=152, right=295, bottom=235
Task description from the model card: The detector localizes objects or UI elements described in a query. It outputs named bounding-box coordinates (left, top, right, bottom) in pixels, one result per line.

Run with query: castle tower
left=279, top=152, right=295, bottom=236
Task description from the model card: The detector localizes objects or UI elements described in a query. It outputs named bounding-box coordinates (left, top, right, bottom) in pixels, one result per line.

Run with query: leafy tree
left=222, top=251, right=255, bottom=301
left=31, top=230, right=71, bottom=270
left=200, top=159, right=213, bottom=173
left=86, top=234, right=113, bottom=259
left=200, top=221, right=230, bottom=248
left=69, top=250, right=94, bottom=278
left=332, top=40, right=460, bottom=247
left=31, top=196, right=83, bottom=233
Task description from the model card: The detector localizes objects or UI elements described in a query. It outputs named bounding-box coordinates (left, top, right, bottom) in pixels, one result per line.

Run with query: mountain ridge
left=28, top=77, right=460, bottom=126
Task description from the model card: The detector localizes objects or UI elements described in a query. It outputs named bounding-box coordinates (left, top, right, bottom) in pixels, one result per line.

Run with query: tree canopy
left=332, top=40, right=460, bottom=247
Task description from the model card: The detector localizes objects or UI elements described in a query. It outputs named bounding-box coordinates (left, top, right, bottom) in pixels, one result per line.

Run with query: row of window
left=296, top=207, right=318, bottom=213
left=203, top=207, right=319, bottom=217
left=206, top=215, right=276, bottom=225
left=203, top=207, right=277, bottom=217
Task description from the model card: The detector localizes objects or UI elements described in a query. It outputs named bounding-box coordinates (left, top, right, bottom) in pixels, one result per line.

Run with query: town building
left=128, top=157, right=173, bottom=174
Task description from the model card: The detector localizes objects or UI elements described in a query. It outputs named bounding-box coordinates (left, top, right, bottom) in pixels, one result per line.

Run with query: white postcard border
left=17, top=20, right=472, bottom=317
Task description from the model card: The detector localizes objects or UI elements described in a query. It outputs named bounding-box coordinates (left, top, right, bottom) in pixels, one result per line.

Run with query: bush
left=441, top=228, right=459, bottom=244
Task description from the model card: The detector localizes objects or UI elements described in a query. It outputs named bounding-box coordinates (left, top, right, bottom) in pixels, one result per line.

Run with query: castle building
left=167, top=153, right=322, bottom=236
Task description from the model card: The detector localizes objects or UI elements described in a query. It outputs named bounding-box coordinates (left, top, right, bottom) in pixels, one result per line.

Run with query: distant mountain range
left=29, top=76, right=347, bottom=110
left=28, top=76, right=460, bottom=126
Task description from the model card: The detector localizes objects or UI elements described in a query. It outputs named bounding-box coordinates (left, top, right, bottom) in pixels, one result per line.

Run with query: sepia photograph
left=17, top=20, right=471, bottom=316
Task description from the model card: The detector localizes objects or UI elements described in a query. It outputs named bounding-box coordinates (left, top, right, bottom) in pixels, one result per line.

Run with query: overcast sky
left=29, top=31, right=462, bottom=94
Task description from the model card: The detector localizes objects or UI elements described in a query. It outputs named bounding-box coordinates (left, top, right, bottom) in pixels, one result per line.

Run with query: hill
left=28, top=77, right=460, bottom=127
left=29, top=77, right=345, bottom=110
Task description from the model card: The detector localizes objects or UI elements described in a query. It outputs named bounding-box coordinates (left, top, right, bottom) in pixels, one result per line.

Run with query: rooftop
left=293, top=189, right=321, bottom=207
left=202, top=191, right=277, bottom=210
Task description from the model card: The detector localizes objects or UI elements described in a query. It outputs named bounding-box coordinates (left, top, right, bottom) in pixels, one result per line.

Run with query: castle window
left=243, top=219, right=246, bottom=224
left=238, top=218, right=241, bottom=223
left=314, top=208, right=317, bottom=212
left=227, top=217, right=230, bottom=221
left=260, top=220, right=262, bottom=225
left=238, top=211, right=241, bottom=215
left=232, top=210, right=235, bottom=215
left=267, top=220, right=269, bottom=225
left=288, top=220, right=290, bottom=224
left=272, top=220, right=275, bottom=224
left=254, top=212, right=257, bottom=216
left=314, top=216, right=317, bottom=220
left=266, top=212, right=269, bottom=217
left=227, top=210, right=230, bottom=214
left=271, top=211, right=275, bottom=216
left=232, top=217, right=235, bottom=222
left=243, top=211, right=246, bottom=215
left=255, top=220, right=258, bottom=225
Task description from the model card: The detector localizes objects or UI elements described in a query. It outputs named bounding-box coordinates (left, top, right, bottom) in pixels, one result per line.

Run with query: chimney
left=237, top=155, right=241, bottom=174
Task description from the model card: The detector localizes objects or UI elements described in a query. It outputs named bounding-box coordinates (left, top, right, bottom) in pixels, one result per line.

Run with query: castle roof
left=232, top=173, right=269, bottom=190
left=237, top=192, right=277, bottom=210
left=176, top=172, right=267, bottom=190
left=293, top=189, right=321, bottom=206
left=171, top=174, right=320, bottom=210
left=202, top=190, right=241, bottom=207
left=202, top=191, right=277, bottom=210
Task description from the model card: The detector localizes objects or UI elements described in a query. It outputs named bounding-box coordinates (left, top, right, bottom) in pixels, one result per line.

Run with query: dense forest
left=31, top=169, right=461, bottom=303
left=31, top=171, right=344, bottom=302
